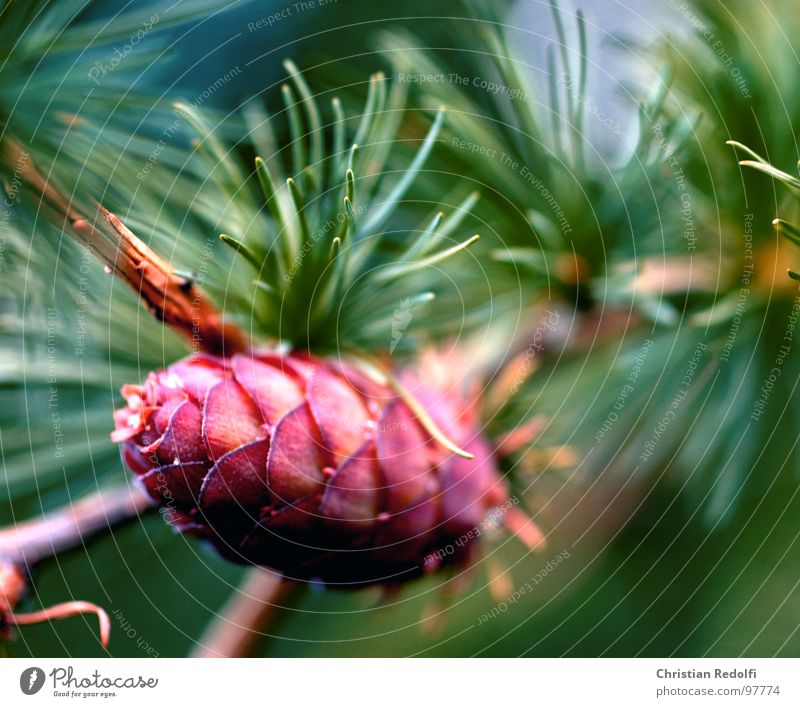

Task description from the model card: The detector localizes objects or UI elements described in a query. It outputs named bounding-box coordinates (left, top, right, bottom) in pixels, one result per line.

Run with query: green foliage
left=0, top=0, right=231, bottom=177
left=648, top=0, right=800, bottom=249
left=729, top=141, right=800, bottom=278
left=178, top=63, right=483, bottom=352
left=375, top=3, right=694, bottom=318
left=0, top=0, right=255, bottom=325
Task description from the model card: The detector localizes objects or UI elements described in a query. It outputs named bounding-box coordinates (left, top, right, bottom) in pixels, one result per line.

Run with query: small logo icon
left=20, top=667, right=45, bottom=695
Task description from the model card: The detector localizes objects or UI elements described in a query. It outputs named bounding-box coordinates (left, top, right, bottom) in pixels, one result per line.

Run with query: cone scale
left=112, top=351, right=510, bottom=586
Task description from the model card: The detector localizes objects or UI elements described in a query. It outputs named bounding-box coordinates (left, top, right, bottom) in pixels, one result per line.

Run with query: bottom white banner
left=0, top=658, right=797, bottom=706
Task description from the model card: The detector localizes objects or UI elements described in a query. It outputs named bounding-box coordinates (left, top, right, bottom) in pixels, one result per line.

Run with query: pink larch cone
left=112, top=351, right=513, bottom=586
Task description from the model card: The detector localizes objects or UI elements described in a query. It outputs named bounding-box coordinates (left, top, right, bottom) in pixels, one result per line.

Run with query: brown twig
left=0, top=484, right=155, bottom=647
left=191, top=568, right=294, bottom=658
left=0, top=484, right=155, bottom=567
left=72, top=209, right=246, bottom=355
left=6, top=602, right=111, bottom=648
left=1, top=137, right=246, bottom=356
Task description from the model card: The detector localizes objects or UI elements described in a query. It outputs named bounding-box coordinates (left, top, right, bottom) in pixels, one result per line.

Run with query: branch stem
left=0, top=484, right=155, bottom=567
left=0, top=485, right=154, bottom=647
left=7, top=602, right=111, bottom=648
left=74, top=208, right=246, bottom=356
left=192, top=568, right=294, bottom=658
left=1, top=137, right=245, bottom=355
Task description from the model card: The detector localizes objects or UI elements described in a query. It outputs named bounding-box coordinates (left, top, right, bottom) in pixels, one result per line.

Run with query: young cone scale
left=112, top=351, right=529, bottom=586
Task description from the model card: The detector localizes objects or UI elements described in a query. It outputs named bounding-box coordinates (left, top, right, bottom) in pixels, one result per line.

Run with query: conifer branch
left=0, top=484, right=154, bottom=567
left=72, top=208, right=246, bottom=356
left=1, top=138, right=246, bottom=356
left=0, top=484, right=154, bottom=648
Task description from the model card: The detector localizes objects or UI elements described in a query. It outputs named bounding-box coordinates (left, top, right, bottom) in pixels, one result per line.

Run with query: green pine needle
left=167, top=67, right=480, bottom=352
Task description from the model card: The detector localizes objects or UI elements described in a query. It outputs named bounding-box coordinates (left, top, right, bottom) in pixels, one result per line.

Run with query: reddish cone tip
left=112, top=352, right=509, bottom=586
